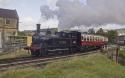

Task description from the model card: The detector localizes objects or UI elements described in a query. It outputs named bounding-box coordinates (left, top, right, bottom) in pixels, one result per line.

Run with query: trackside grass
left=0, top=49, right=30, bottom=60
left=0, top=54, right=125, bottom=78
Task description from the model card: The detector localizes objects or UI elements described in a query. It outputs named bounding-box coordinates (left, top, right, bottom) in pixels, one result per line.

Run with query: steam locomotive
left=25, top=24, right=108, bottom=56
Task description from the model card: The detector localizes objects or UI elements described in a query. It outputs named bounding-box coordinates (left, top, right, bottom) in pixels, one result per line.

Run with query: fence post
left=116, top=46, right=120, bottom=63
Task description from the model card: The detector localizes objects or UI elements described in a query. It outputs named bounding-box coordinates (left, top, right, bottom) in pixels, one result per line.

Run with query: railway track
left=0, top=56, right=34, bottom=64
left=0, top=50, right=100, bottom=71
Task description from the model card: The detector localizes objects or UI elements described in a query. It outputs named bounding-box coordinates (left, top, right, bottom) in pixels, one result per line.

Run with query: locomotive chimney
left=36, top=24, right=41, bottom=34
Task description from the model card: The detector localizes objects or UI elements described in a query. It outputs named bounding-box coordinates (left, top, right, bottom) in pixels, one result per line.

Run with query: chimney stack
left=36, top=24, right=41, bottom=34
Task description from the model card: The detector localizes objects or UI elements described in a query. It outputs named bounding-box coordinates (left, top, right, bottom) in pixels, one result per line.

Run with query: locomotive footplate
left=47, top=48, right=69, bottom=52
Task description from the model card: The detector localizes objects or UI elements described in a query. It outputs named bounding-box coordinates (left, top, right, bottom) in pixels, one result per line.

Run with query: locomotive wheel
left=35, top=51, right=40, bottom=56
left=41, top=48, right=48, bottom=56
left=80, top=46, right=85, bottom=52
left=31, top=51, right=35, bottom=56
left=31, top=50, right=40, bottom=57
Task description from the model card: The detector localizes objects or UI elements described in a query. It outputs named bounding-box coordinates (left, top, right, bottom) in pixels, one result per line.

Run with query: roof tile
left=0, top=8, right=18, bottom=19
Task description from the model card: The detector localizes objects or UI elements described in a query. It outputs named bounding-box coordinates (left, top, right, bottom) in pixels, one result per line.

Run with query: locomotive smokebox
left=36, top=24, right=41, bottom=34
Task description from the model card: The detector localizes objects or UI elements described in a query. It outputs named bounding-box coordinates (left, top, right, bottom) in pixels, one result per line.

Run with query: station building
left=0, top=8, right=19, bottom=51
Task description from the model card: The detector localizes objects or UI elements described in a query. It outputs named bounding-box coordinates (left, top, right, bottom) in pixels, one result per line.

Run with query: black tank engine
left=30, top=30, right=81, bottom=56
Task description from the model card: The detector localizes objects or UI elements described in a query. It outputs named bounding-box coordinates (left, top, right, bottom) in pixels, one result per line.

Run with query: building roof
left=0, top=8, right=19, bottom=19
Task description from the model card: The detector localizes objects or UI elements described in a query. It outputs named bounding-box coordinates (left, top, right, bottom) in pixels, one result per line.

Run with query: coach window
left=94, top=37, right=95, bottom=41
left=95, top=37, right=96, bottom=41
left=90, top=36, right=92, bottom=41
left=97, top=37, right=99, bottom=41
left=84, top=36, right=86, bottom=41
left=92, top=37, right=93, bottom=41
left=99, top=38, right=101, bottom=42
left=96, top=37, right=98, bottom=41
left=87, top=37, right=89, bottom=41
left=91, top=36, right=93, bottom=41
left=103, top=38, right=105, bottom=41
left=83, top=36, right=84, bottom=41
left=89, top=36, right=91, bottom=41
left=99, top=38, right=101, bottom=41
left=93, top=37, right=94, bottom=41
left=84, top=38, right=86, bottom=41
left=105, top=38, right=107, bottom=41
left=104, top=38, right=106, bottom=41
left=86, top=36, right=87, bottom=41
left=102, top=38, right=103, bottom=41
left=94, top=37, right=96, bottom=41
left=94, top=37, right=97, bottom=41
left=100, top=38, right=101, bottom=41
left=86, top=37, right=88, bottom=41
left=85, top=37, right=87, bottom=41
left=95, top=37, right=97, bottom=41
left=100, top=38, right=102, bottom=41
left=88, top=36, right=89, bottom=41
left=99, top=38, right=100, bottom=41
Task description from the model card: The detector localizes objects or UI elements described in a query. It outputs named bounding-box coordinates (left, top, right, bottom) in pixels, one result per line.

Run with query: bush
left=119, top=50, right=125, bottom=58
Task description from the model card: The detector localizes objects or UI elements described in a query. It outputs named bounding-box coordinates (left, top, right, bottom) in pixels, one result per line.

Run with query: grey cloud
left=41, top=0, right=125, bottom=31
left=40, top=5, right=55, bottom=19
left=0, top=0, right=11, bottom=6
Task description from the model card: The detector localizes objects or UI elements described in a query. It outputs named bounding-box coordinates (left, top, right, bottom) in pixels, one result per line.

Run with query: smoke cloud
left=41, top=5, right=55, bottom=19
left=41, top=0, right=125, bottom=31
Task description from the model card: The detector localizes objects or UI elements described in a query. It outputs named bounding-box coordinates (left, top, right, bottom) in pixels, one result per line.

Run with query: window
left=84, top=38, right=86, bottom=41
left=5, top=19, right=11, bottom=24
left=87, top=37, right=89, bottom=41
left=97, top=37, right=99, bottom=41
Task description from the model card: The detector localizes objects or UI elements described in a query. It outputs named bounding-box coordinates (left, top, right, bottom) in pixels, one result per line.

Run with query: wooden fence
left=4, top=39, right=27, bottom=52
left=102, top=45, right=120, bottom=63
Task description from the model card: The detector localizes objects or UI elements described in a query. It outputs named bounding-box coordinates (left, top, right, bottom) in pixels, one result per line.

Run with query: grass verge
left=0, top=53, right=125, bottom=78
left=0, top=49, right=30, bottom=60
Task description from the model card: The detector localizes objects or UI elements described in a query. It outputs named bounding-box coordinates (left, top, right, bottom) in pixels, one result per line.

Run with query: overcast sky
left=0, top=0, right=58, bottom=31
left=0, top=0, right=125, bottom=31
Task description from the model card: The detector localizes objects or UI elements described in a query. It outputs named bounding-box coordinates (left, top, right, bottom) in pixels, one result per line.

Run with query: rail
left=0, top=50, right=100, bottom=71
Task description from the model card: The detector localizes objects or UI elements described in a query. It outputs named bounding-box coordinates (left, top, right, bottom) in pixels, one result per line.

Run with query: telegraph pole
left=2, top=25, right=5, bottom=52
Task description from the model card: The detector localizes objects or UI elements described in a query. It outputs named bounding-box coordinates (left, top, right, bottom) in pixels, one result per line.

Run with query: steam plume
left=41, top=0, right=125, bottom=31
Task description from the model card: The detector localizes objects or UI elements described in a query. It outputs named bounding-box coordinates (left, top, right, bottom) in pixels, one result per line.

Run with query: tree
left=88, top=28, right=95, bottom=34
left=96, top=28, right=105, bottom=36
left=18, top=31, right=26, bottom=36
left=106, top=30, right=118, bottom=44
